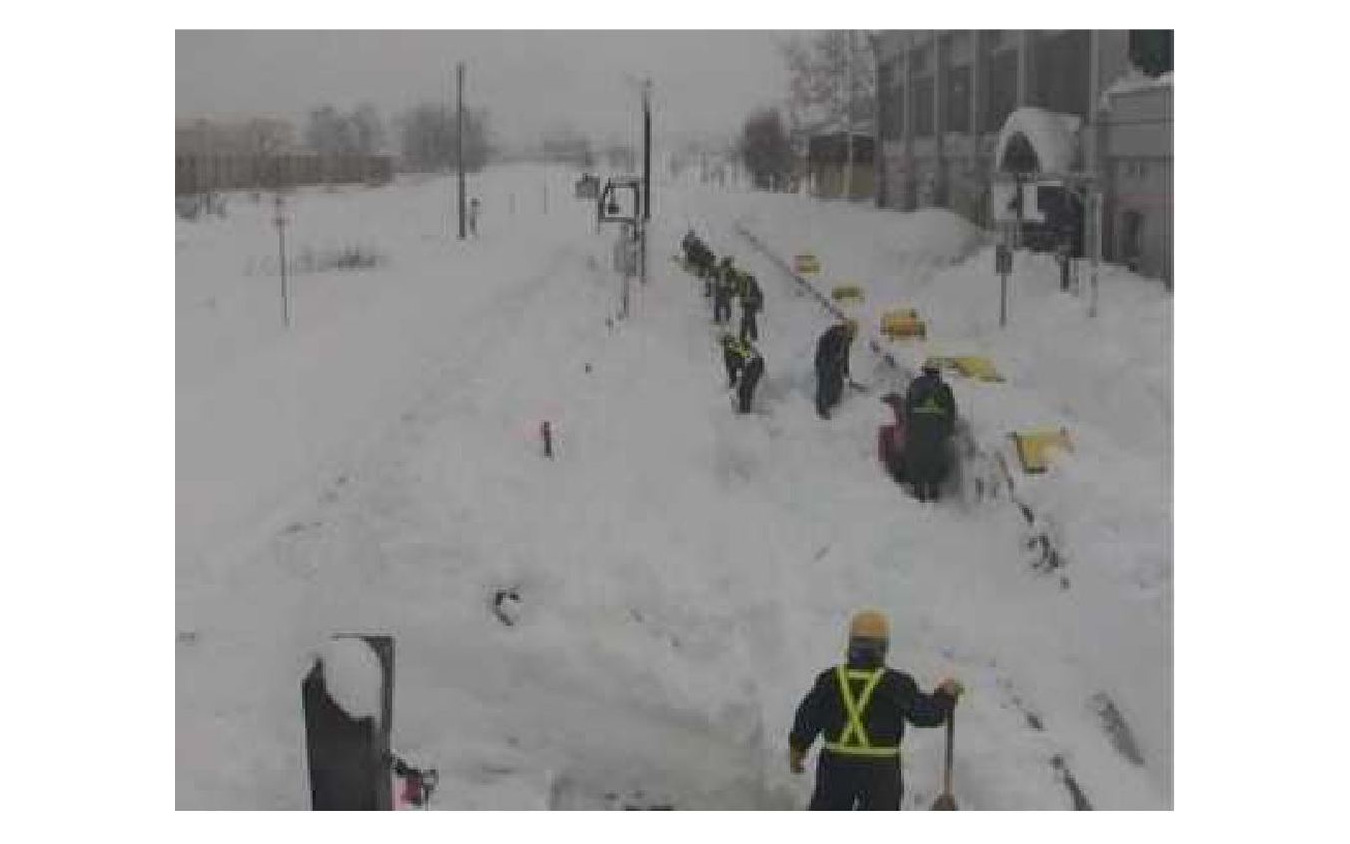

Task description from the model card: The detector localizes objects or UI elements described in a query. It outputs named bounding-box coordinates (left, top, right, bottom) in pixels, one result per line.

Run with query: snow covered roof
left=1102, top=70, right=1174, bottom=104
left=994, top=107, right=1082, bottom=175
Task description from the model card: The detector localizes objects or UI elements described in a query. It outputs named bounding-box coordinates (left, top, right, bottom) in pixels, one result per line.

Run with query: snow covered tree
left=398, top=103, right=490, bottom=173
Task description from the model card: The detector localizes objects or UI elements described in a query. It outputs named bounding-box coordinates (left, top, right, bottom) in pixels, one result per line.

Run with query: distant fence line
left=175, top=153, right=395, bottom=195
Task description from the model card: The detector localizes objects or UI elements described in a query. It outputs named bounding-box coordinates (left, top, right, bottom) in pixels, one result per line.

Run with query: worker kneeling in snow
left=789, top=610, right=962, bottom=810
left=904, top=359, right=958, bottom=503
left=877, top=392, right=907, bottom=483
left=722, top=333, right=764, bottom=414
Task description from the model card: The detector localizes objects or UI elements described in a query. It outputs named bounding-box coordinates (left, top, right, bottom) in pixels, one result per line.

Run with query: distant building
left=175, top=117, right=393, bottom=195
left=806, top=130, right=876, bottom=200
left=872, top=30, right=1172, bottom=287
left=1099, top=72, right=1173, bottom=286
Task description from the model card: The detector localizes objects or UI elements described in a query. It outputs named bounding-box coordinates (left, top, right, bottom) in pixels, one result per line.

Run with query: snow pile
left=318, top=637, right=382, bottom=721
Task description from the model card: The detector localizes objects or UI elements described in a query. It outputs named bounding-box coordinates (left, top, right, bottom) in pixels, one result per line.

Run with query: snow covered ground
left=176, top=163, right=1172, bottom=810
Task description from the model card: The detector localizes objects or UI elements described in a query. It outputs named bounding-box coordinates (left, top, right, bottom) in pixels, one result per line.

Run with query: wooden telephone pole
left=457, top=62, right=466, bottom=241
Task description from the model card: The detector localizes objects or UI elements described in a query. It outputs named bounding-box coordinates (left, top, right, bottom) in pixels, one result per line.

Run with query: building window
left=878, top=59, right=905, bottom=141
left=892, top=83, right=905, bottom=139
left=985, top=49, right=1017, bottom=132
left=1032, top=30, right=1090, bottom=120
left=945, top=65, right=971, bottom=133
left=913, top=76, right=934, bottom=137
left=1128, top=30, right=1173, bottom=77
left=910, top=44, right=931, bottom=76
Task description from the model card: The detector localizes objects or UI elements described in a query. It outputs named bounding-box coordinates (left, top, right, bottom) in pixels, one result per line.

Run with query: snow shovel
left=931, top=707, right=958, bottom=810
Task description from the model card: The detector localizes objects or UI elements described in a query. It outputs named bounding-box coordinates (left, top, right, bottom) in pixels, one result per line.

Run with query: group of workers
left=679, top=231, right=968, bottom=810
left=683, top=230, right=767, bottom=416
left=681, top=229, right=959, bottom=503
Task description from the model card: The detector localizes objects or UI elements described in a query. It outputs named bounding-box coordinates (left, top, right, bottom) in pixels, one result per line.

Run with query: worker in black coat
left=814, top=319, right=857, bottom=419
left=697, top=243, right=716, bottom=291
left=739, top=273, right=764, bottom=342
left=713, top=258, right=736, bottom=324
left=722, top=333, right=765, bottom=414
left=789, top=610, right=962, bottom=810
left=903, top=359, right=958, bottom=502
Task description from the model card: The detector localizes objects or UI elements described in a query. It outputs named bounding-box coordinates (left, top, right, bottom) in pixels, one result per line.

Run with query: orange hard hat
left=848, top=609, right=890, bottom=641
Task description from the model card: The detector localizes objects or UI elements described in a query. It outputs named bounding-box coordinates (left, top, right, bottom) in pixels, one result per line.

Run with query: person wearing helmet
left=713, top=257, right=737, bottom=324
left=814, top=318, right=857, bottom=419
left=738, top=272, right=764, bottom=342
left=877, top=392, right=907, bottom=483
left=904, top=359, right=958, bottom=502
left=721, top=333, right=765, bottom=414
left=789, top=610, right=963, bottom=810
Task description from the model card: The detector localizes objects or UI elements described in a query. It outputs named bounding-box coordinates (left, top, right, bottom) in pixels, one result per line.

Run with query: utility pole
left=457, top=62, right=466, bottom=241
left=642, top=79, right=652, bottom=222
left=843, top=30, right=855, bottom=201
left=274, top=194, right=290, bottom=328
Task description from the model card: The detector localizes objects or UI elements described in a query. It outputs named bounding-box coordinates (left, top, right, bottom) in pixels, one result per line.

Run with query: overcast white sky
left=176, top=31, right=796, bottom=148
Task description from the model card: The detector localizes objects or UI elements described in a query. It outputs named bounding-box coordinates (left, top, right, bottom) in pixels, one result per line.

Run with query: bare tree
left=783, top=32, right=875, bottom=129
left=782, top=31, right=876, bottom=195
left=398, top=103, right=490, bottom=172
left=305, top=105, right=356, bottom=155
left=243, top=117, right=295, bottom=189
left=350, top=103, right=385, bottom=155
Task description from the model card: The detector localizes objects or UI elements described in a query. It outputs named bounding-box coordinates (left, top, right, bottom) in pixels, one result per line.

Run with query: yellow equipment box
left=881, top=310, right=926, bottom=339
left=929, top=355, right=1005, bottom=383
left=1011, top=428, right=1073, bottom=474
left=831, top=284, right=865, bottom=302
left=794, top=254, right=820, bottom=275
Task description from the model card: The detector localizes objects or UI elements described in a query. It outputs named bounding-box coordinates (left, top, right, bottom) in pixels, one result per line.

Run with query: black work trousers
left=714, top=293, right=732, bottom=323
left=739, top=309, right=759, bottom=342
left=815, top=367, right=844, bottom=417
left=737, top=357, right=764, bottom=413
left=808, top=752, right=903, bottom=810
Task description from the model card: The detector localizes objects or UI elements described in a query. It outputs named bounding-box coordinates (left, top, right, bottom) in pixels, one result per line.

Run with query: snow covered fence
left=733, top=221, right=1070, bottom=584
left=247, top=244, right=386, bottom=278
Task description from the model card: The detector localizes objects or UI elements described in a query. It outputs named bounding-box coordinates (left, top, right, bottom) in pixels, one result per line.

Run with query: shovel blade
left=931, top=793, right=958, bottom=811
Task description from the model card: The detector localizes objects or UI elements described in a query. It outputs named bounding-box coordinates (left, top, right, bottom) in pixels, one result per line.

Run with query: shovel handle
left=942, top=705, right=956, bottom=795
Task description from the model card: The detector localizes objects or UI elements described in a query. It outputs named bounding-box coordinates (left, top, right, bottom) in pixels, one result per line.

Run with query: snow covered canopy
left=994, top=107, right=1082, bottom=176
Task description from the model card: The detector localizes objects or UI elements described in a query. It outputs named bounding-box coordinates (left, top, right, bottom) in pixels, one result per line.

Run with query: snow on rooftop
left=994, top=107, right=1082, bottom=175
left=1101, top=70, right=1174, bottom=106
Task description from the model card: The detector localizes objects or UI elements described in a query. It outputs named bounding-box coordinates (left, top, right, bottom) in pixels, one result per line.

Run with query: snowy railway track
left=731, top=221, right=1071, bottom=587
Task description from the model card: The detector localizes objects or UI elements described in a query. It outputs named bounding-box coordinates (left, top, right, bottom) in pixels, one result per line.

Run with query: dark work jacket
left=716, top=266, right=738, bottom=294
left=790, top=664, right=954, bottom=756
left=904, top=373, right=956, bottom=445
left=815, top=325, right=852, bottom=379
left=741, top=277, right=764, bottom=313
left=724, top=340, right=762, bottom=384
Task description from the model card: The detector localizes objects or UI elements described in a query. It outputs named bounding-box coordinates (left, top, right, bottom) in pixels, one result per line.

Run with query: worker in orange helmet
left=788, top=610, right=963, bottom=810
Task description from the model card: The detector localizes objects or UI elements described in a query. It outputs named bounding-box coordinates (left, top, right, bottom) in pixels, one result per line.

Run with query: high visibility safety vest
left=823, top=666, right=902, bottom=758
left=911, top=388, right=950, bottom=418
left=727, top=338, right=760, bottom=364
